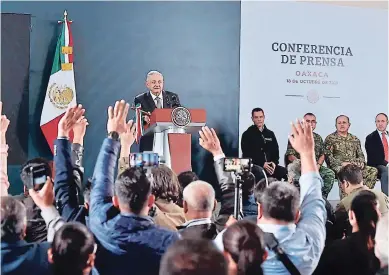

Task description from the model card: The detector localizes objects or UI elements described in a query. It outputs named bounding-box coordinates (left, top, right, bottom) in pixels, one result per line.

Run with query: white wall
left=239, top=1, right=388, bottom=164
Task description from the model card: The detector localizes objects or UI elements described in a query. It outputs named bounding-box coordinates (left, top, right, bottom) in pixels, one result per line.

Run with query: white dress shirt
left=150, top=91, right=163, bottom=108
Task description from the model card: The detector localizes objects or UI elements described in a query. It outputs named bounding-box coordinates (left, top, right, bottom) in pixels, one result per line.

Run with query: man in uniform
left=324, top=115, right=378, bottom=198
left=285, top=113, right=335, bottom=198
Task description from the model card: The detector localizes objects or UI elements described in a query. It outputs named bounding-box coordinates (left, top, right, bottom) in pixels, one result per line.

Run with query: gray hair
left=1, top=196, right=27, bottom=241
left=287, top=159, right=301, bottom=183
left=146, top=70, right=163, bottom=80
left=183, top=180, right=215, bottom=212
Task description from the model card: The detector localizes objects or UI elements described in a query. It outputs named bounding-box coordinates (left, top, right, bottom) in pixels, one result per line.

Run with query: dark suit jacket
left=365, top=130, right=388, bottom=167
left=134, top=90, right=180, bottom=152
left=134, top=90, right=180, bottom=114
left=54, top=139, right=88, bottom=226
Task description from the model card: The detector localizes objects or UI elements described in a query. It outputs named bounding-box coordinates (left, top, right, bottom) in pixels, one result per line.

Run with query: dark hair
left=178, top=171, right=199, bottom=190
left=304, top=112, right=316, bottom=118
left=51, top=222, right=96, bottom=275
left=223, top=220, right=265, bottom=275
left=115, top=167, right=153, bottom=214
left=160, top=239, right=227, bottom=275
left=251, top=108, right=264, bottom=117
left=254, top=177, right=277, bottom=203
left=260, top=182, right=300, bottom=222
left=20, top=157, right=52, bottom=189
left=1, top=196, right=27, bottom=241
left=151, top=165, right=181, bottom=203
left=336, top=115, right=350, bottom=123
left=350, top=190, right=379, bottom=268
left=337, top=164, right=363, bottom=185
left=376, top=113, right=388, bottom=120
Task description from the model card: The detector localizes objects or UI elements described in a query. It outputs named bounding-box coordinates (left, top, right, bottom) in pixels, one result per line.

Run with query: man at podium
left=134, top=70, right=181, bottom=152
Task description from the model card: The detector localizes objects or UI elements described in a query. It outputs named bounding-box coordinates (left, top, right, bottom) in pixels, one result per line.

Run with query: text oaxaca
left=272, top=42, right=353, bottom=67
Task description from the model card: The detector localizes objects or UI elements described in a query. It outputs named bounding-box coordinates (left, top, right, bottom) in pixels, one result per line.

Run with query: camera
left=223, top=158, right=252, bottom=173
left=130, top=152, right=159, bottom=168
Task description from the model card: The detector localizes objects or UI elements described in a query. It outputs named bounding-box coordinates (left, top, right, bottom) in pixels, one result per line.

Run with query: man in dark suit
left=134, top=71, right=180, bottom=152
left=365, top=113, right=388, bottom=195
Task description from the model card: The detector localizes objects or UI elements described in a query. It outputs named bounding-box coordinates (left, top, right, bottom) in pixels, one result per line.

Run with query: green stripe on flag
left=50, top=22, right=66, bottom=75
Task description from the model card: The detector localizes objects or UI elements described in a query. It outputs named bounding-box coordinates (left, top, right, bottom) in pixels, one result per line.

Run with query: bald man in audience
left=325, top=115, right=378, bottom=198
left=177, top=180, right=218, bottom=240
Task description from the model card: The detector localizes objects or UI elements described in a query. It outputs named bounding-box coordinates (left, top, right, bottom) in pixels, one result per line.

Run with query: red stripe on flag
left=67, top=20, right=74, bottom=63
left=41, top=114, right=74, bottom=153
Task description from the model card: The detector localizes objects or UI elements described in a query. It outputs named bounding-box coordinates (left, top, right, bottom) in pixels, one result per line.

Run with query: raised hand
left=73, top=116, right=89, bottom=145
left=199, top=126, right=223, bottom=156
left=120, top=120, right=136, bottom=157
left=107, top=100, right=130, bottom=134
left=28, top=177, right=54, bottom=209
left=0, top=102, right=10, bottom=143
left=288, top=119, right=314, bottom=156
left=58, top=105, right=85, bottom=138
left=289, top=119, right=316, bottom=173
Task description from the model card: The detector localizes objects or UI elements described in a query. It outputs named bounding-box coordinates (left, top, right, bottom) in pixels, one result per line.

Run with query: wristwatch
left=108, top=131, right=120, bottom=141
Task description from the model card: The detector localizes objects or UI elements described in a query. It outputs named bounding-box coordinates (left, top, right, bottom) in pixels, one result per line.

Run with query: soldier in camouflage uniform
left=324, top=115, right=378, bottom=198
left=285, top=113, right=335, bottom=198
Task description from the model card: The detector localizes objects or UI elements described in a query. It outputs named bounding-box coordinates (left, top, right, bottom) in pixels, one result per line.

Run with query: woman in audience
left=314, top=190, right=381, bottom=275
left=48, top=222, right=96, bottom=275
left=222, top=220, right=267, bottom=275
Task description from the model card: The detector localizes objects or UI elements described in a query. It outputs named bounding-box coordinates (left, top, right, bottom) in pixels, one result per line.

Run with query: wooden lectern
left=143, top=108, right=206, bottom=175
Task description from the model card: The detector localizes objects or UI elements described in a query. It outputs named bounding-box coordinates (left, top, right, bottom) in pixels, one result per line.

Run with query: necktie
left=382, top=132, right=389, bottom=161
left=155, top=97, right=162, bottom=109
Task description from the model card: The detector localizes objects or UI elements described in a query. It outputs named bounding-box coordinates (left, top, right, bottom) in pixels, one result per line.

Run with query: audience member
left=0, top=102, right=10, bottom=196
left=48, top=222, right=96, bottom=275
left=178, top=171, right=199, bottom=190
left=375, top=213, right=388, bottom=273
left=334, top=164, right=388, bottom=238
left=178, top=180, right=218, bottom=240
left=286, top=112, right=335, bottom=198
left=241, top=108, right=287, bottom=180
left=151, top=165, right=186, bottom=230
left=89, top=100, right=178, bottom=275
left=365, top=113, right=389, bottom=195
left=287, top=159, right=336, bottom=244
left=1, top=178, right=64, bottom=275
left=223, top=220, right=267, bottom=275
left=325, top=115, right=378, bottom=198
left=54, top=105, right=88, bottom=225
left=159, top=239, right=228, bottom=275
left=314, top=190, right=381, bottom=275
left=177, top=171, right=199, bottom=207
left=15, top=157, right=53, bottom=243
left=216, top=119, right=326, bottom=274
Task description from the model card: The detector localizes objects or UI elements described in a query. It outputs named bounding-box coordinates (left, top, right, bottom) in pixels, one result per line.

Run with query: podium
left=143, top=108, right=206, bottom=175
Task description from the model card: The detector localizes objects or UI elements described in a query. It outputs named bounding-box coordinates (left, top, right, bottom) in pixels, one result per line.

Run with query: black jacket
left=365, top=130, right=388, bottom=167
left=134, top=90, right=181, bottom=152
left=133, top=90, right=181, bottom=114
left=241, top=125, right=280, bottom=167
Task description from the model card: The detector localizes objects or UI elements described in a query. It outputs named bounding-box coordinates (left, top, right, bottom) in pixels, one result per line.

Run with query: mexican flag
left=40, top=11, right=77, bottom=153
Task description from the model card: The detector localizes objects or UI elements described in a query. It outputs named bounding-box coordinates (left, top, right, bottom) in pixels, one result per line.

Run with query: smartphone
left=25, top=164, right=47, bottom=190
left=129, top=152, right=159, bottom=168
left=223, top=158, right=252, bottom=173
